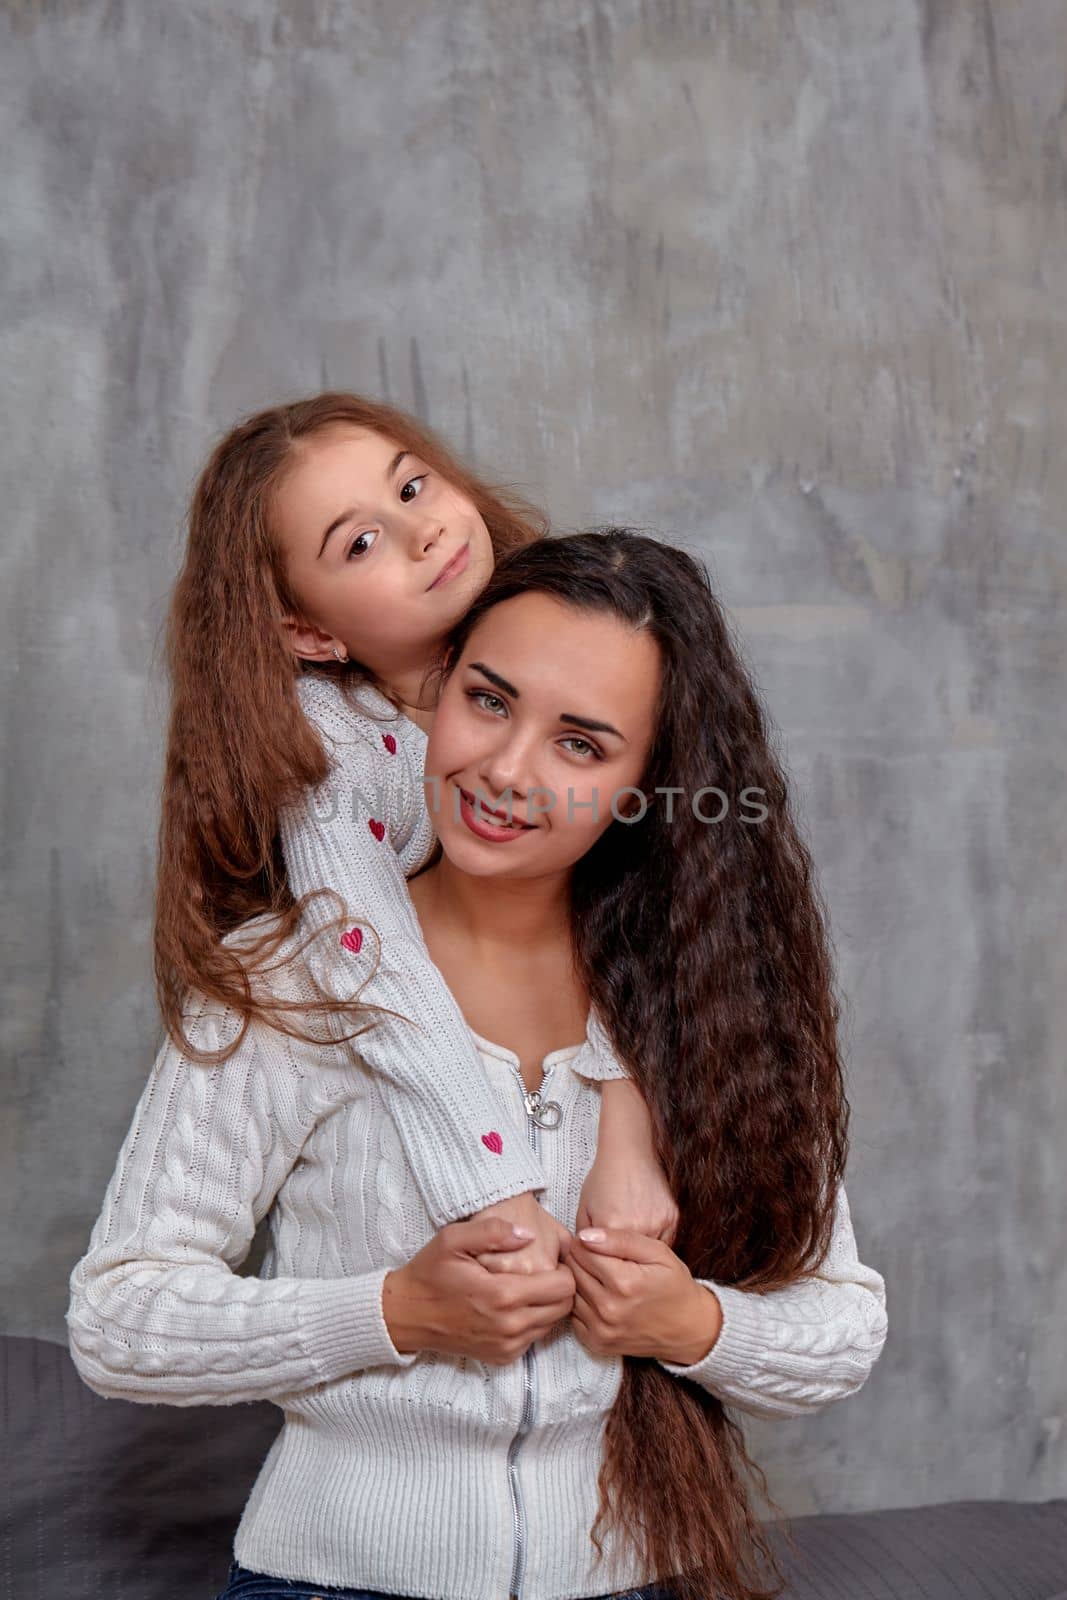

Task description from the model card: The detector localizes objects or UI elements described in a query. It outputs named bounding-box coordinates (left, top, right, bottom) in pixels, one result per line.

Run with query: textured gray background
left=2, top=0, right=1064, bottom=1516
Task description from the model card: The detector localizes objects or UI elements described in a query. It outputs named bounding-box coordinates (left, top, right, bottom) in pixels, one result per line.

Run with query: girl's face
left=273, top=424, right=496, bottom=681
left=424, top=592, right=662, bottom=882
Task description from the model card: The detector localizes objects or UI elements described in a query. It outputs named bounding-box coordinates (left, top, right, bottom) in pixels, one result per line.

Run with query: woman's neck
left=407, top=849, right=586, bottom=1072
left=408, top=850, right=572, bottom=958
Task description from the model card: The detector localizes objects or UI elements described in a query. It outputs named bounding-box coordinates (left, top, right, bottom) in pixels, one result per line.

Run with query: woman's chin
left=434, top=824, right=534, bottom=876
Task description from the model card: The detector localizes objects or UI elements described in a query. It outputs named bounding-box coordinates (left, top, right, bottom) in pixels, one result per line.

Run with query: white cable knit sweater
left=66, top=674, right=889, bottom=1600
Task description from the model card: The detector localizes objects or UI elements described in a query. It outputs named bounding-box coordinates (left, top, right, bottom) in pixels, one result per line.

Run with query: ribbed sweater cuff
left=658, top=1280, right=764, bottom=1386
left=415, top=1137, right=548, bottom=1230
left=299, top=1268, right=420, bottom=1384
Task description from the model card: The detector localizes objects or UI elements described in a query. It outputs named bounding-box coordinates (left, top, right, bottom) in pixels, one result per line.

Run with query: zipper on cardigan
left=506, top=1061, right=562, bottom=1600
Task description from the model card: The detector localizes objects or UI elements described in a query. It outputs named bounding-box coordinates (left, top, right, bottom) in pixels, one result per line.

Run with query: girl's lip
left=458, top=786, right=536, bottom=840
left=428, top=542, right=471, bottom=590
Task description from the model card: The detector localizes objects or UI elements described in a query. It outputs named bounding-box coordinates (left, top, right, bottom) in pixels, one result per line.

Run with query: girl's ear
left=279, top=610, right=346, bottom=664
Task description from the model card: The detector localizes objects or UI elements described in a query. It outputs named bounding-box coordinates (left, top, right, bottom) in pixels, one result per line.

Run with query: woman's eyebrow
left=316, top=451, right=410, bottom=558
left=561, top=711, right=626, bottom=739
left=467, top=661, right=626, bottom=740
left=468, top=661, right=519, bottom=696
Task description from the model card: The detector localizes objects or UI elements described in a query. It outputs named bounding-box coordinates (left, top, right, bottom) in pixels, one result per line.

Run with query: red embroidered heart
left=340, top=927, right=363, bottom=955
left=368, top=818, right=386, bottom=842
left=481, top=1131, right=503, bottom=1155
left=382, top=733, right=397, bottom=755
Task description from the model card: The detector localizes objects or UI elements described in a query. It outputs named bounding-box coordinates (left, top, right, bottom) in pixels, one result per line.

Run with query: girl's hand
left=576, top=1153, right=679, bottom=1243
left=383, top=1215, right=575, bottom=1364
left=470, top=1189, right=571, bottom=1273
left=560, top=1227, right=723, bottom=1366
left=578, top=1080, right=679, bottom=1244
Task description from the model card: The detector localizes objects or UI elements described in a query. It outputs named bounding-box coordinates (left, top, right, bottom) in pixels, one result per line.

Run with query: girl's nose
left=417, top=521, right=446, bottom=556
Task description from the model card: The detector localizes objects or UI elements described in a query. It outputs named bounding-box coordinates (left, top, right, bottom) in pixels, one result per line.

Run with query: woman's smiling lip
left=457, top=786, right=537, bottom=838
left=460, top=786, right=532, bottom=824
left=427, top=542, right=471, bottom=591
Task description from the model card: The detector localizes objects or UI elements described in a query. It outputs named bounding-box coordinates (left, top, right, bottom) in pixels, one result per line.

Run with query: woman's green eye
left=468, top=691, right=603, bottom=760
left=469, top=689, right=505, bottom=713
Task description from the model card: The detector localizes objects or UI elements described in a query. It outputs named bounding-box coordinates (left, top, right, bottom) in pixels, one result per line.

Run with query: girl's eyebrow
left=467, top=661, right=626, bottom=740
left=316, top=451, right=410, bottom=558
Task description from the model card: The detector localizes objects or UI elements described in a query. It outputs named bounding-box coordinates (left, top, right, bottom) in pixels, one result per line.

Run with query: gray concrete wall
left=2, top=0, right=1064, bottom=1512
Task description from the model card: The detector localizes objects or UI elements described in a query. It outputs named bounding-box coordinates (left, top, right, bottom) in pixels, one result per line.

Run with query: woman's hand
left=578, top=1080, right=680, bottom=1244
left=560, top=1226, right=723, bottom=1366
left=382, top=1215, right=576, bottom=1365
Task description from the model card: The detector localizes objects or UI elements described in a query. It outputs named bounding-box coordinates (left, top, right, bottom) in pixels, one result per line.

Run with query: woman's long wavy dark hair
left=422, top=528, right=850, bottom=1600
left=155, top=391, right=547, bottom=1061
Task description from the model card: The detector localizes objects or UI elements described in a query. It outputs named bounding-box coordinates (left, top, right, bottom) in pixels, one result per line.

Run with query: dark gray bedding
left=5, top=1335, right=1065, bottom=1600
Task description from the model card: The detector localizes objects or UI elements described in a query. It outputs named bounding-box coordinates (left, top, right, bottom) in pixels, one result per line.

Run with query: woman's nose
left=479, top=740, right=538, bottom=812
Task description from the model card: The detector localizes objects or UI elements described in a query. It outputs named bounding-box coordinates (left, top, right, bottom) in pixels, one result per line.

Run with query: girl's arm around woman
left=278, top=673, right=553, bottom=1231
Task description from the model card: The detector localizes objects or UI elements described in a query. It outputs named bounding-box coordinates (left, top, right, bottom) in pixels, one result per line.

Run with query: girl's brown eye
left=399, top=474, right=427, bottom=502
left=346, top=530, right=378, bottom=561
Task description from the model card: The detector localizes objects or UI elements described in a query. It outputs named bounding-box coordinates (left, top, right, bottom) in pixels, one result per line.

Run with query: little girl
left=153, top=391, right=676, bottom=1270
left=68, top=529, right=886, bottom=1600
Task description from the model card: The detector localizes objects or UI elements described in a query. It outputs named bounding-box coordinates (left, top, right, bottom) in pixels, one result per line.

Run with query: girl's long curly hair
left=155, top=391, right=548, bottom=1060
left=422, top=528, right=850, bottom=1600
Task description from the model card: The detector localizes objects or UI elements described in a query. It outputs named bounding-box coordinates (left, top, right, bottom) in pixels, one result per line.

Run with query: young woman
left=152, top=393, right=676, bottom=1275
left=68, top=530, right=887, bottom=1600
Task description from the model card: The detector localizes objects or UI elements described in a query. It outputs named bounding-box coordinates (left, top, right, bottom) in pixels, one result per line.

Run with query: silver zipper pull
left=524, top=1089, right=563, bottom=1129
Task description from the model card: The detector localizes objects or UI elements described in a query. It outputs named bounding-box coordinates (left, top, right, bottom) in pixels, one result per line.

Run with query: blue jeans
left=213, top=1559, right=676, bottom=1600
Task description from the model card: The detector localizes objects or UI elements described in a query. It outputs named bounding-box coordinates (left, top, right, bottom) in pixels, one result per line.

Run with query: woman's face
left=273, top=424, right=496, bottom=680
left=424, top=592, right=662, bottom=882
